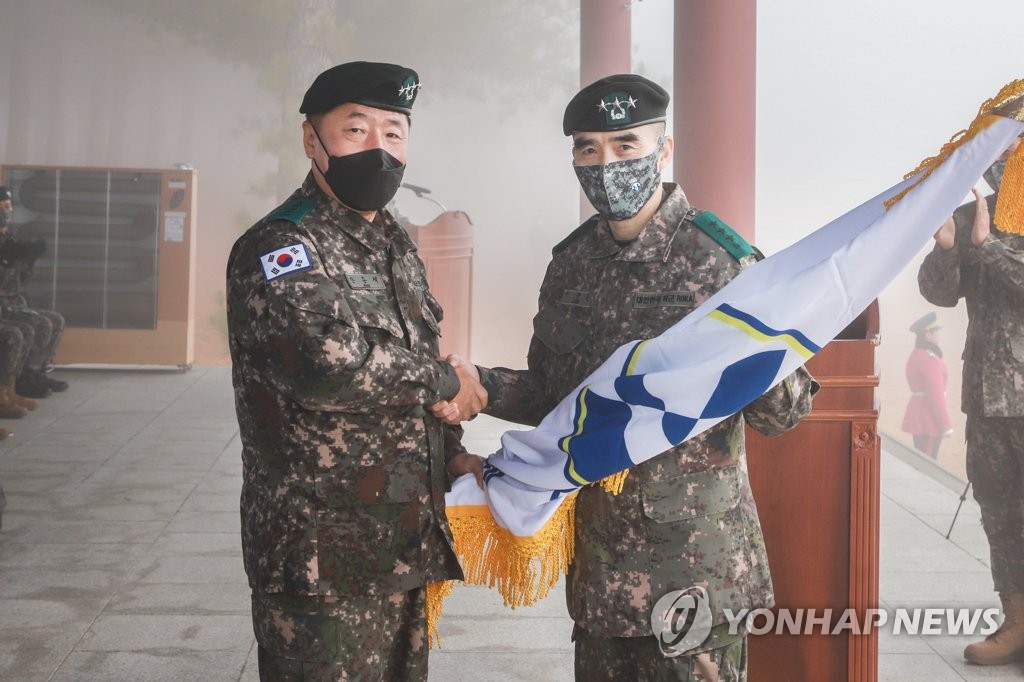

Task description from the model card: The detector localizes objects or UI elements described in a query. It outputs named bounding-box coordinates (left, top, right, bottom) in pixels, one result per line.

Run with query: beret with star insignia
left=562, top=73, right=669, bottom=136
left=300, top=61, right=421, bottom=116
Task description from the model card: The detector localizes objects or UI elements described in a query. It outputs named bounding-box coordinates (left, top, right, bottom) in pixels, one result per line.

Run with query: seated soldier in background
left=0, top=186, right=68, bottom=399
left=0, top=320, right=36, bottom=421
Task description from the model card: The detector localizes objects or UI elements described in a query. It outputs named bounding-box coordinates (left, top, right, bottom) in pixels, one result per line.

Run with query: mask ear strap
left=309, top=124, right=332, bottom=176
left=655, top=136, right=668, bottom=173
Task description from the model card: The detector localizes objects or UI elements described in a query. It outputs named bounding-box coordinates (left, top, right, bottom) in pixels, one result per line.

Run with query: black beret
left=909, top=312, right=939, bottom=334
left=0, top=186, right=10, bottom=201
left=563, top=74, right=670, bottom=136
left=299, top=61, right=421, bottom=116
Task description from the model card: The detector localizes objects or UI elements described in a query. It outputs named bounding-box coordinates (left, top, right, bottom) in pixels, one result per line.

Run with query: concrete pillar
left=674, top=0, right=757, bottom=241
left=578, top=0, right=632, bottom=219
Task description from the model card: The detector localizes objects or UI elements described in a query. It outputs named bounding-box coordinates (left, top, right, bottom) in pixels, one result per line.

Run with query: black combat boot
left=15, top=369, right=51, bottom=399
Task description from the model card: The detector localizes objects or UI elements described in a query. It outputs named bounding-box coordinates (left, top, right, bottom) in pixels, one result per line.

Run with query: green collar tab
left=691, top=210, right=754, bottom=261
left=268, top=197, right=317, bottom=225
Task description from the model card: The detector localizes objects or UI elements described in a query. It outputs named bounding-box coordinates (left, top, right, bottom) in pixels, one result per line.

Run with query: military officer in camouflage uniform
left=445, top=75, right=816, bottom=681
left=226, top=61, right=486, bottom=681
left=0, top=185, right=67, bottom=399
left=919, top=138, right=1024, bottom=666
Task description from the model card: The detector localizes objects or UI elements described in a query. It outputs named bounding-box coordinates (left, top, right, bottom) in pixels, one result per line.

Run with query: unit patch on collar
left=260, top=243, right=312, bottom=281
left=633, top=291, right=696, bottom=309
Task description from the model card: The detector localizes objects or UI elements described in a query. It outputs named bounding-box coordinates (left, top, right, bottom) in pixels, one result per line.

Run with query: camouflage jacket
left=918, top=192, right=1024, bottom=417
left=0, top=235, right=28, bottom=308
left=479, top=184, right=816, bottom=638
left=226, top=173, right=464, bottom=598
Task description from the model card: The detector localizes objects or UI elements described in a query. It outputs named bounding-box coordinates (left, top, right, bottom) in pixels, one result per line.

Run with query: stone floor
left=0, top=366, right=1019, bottom=680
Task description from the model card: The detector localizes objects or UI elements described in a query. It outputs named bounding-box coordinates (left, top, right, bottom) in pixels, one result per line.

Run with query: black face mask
left=0, top=210, right=10, bottom=228
left=312, top=126, right=406, bottom=212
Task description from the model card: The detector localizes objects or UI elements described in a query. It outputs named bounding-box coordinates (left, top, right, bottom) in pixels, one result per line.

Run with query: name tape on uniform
left=633, top=291, right=696, bottom=309
left=345, top=273, right=386, bottom=290
left=260, top=243, right=313, bottom=281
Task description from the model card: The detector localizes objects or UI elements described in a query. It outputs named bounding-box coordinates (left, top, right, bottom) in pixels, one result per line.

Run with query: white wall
left=757, top=0, right=1024, bottom=472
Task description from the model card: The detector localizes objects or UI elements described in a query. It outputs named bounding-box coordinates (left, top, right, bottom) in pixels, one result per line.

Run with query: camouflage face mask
left=574, top=137, right=664, bottom=221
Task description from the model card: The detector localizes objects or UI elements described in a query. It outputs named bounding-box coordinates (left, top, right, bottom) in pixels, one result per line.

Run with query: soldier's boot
left=0, top=387, right=27, bottom=419
left=15, top=370, right=51, bottom=400
left=0, top=427, right=9, bottom=440
left=3, top=383, right=37, bottom=411
left=965, top=592, right=1024, bottom=665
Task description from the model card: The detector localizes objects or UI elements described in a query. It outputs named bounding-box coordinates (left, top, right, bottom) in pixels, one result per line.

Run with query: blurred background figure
left=918, top=137, right=1024, bottom=666
left=900, top=311, right=952, bottom=459
left=0, top=186, right=68, bottom=399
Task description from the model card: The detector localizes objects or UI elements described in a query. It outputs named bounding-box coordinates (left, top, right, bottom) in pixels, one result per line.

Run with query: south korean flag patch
left=260, top=243, right=313, bottom=281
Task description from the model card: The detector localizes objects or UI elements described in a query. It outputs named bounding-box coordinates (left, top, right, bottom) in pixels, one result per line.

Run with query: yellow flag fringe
left=885, top=79, right=1024, bottom=211
left=995, top=140, right=1024, bottom=235
left=425, top=493, right=578, bottom=648
left=597, top=468, right=629, bottom=495
left=425, top=579, right=455, bottom=649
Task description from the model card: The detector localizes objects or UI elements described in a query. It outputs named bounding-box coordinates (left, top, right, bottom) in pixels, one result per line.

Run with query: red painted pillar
left=580, top=0, right=632, bottom=88
left=579, top=0, right=632, bottom=219
left=674, top=0, right=757, bottom=241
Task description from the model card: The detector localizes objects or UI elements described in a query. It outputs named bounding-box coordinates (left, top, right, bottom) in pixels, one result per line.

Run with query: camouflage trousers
left=966, top=416, right=1024, bottom=592
left=573, top=625, right=747, bottom=681
left=0, top=321, right=29, bottom=384
left=252, top=588, right=428, bottom=681
left=3, top=307, right=64, bottom=368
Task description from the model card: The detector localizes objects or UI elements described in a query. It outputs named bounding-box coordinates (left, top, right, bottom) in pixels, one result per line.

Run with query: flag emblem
left=260, top=243, right=312, bottom=281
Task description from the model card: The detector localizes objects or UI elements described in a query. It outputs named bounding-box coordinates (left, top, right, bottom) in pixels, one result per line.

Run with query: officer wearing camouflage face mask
left=446, top=74, right=817, bottom=681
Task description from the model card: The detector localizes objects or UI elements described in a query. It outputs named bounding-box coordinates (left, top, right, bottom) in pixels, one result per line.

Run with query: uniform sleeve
left=443, top=424, right=468, bottom=466
left=479, top=341, right=554, bottom=428
left=973, top=233, right=1024, bottom=294
left=479, top=261, right=565, bottom=427
left=919, top=206, right=973, bottom=307
left=742, top=365, right=817, bottom=436
left=227, top=229, right=460, bottom=413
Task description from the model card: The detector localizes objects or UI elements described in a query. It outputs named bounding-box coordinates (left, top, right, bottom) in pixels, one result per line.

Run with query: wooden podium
left=405, top=211, right=474, bottom=359
left=746, top=301, right=881, bottom=682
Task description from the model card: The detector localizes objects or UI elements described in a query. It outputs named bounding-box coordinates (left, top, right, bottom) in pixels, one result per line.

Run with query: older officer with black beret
left=226, top=61, right=486, bottom=680
left=447, top=74, right=817, bottom=680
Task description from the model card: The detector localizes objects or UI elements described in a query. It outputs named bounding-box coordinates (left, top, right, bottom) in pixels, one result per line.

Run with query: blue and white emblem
left=260, top=243, right=312, bottom=281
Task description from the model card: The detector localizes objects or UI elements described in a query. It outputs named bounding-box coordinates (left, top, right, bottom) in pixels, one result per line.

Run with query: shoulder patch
left=260, top=243, right=313, bottom=281
left=690, top=210, right=755, bottom=261
left=267, top=197, right=316, bottom=225
left=553, top=217, right=598, bottom=254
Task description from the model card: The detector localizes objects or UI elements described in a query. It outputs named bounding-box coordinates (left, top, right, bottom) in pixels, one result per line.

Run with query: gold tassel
left=995, top=140, right=1024, bottom=234
left=425, top=580, right=455, bottom=649
left=596, top=469, right=629, bottom=495
left=427, top=494, right=579, bottom=648
left=885, top=79, right=1024, bottom=210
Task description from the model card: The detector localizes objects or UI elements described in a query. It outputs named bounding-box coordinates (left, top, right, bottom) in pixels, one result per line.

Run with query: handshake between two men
left=430, top=354, right=486, bottom=425
left=429, top=354, right=487, bottom=488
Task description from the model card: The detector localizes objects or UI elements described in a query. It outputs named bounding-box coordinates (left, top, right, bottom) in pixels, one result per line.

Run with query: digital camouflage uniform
left=0, top=321, right=19, bottom=526
left=0, top=321, right=31, bottom=390
left=0, top=239, right=64, bottom=370
left=226, top=173, right=465, bottom=679
left=918, top=192, right=1024, bottom=593
left=480, top=184, right=816, bottom=680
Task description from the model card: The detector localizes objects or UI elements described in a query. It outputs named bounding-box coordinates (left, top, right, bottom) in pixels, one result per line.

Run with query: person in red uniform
left=901, top=311, right=953, bottom=459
